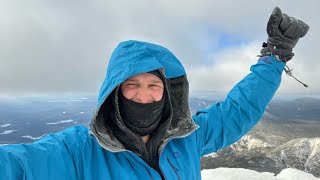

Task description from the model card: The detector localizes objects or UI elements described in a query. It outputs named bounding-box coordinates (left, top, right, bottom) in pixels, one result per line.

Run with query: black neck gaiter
left=118, top=91, right=165, bottom=136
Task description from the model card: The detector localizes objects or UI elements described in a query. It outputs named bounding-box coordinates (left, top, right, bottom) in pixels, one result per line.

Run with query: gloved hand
left=260, top=7, right=309, bottom=62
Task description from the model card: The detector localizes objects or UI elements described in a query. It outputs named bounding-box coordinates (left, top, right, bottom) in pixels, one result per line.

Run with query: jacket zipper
left=166, top=156, right=180, bottom=180
left=158, top=127, right=198, bottom=179
left=128, top=153, right=154, bottom=180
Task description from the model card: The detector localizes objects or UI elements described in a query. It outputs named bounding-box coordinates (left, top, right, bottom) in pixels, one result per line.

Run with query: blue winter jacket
left=0, top=40, right=285, bottom=180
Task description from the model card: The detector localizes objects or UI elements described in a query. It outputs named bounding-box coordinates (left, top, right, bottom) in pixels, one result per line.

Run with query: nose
left=135, top=89, right=154, bottom=104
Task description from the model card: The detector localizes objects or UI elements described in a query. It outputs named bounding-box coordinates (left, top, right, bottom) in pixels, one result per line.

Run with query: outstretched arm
left=0, top=126, right=89, bottom=179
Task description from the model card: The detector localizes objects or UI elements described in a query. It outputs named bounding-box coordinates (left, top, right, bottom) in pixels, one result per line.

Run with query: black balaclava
left=106, top=69, right=172, bottom=177
left=118, top=70, right=165, bottom=136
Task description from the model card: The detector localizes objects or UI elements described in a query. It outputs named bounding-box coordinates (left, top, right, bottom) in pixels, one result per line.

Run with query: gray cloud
left=0, top=0, right=319, bottom=95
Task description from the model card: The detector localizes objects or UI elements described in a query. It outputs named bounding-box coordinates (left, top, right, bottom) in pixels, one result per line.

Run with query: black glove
left=260, top=7, right=309, bottom=62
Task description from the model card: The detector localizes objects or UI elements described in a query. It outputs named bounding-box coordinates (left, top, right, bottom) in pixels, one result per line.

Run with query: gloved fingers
left=267, top=7, right=283, bottom=36
left=279, top=14, right=291, bottom=32
left=272, top=7, right=283, bottom=27
left=283, top=17, right=300, bottom=39
left=283, top=18, right=309, bottom=39
left=267, top=36, right=285, bottom=46
left=297, top=20, right=309, bottom=37
left=262, top=7, right=309, bottom=62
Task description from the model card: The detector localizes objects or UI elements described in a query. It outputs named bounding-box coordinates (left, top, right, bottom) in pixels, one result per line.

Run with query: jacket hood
left=90, top=40, right=199, bottom=152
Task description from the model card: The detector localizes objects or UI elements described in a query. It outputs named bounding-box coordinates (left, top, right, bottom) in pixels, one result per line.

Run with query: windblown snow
left=0, top=124, right=11, bottom=128
left=0, top=130, right=18, bottom=135
left=22, top=134, right=47, bottom=140
left=46, top=119, right=74, bottom=125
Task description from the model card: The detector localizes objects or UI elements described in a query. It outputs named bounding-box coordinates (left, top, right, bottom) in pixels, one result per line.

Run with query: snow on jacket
left=0, top=40, right=285, bottom=180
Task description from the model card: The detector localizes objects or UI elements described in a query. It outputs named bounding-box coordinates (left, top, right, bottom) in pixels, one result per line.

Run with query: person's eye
left=150, top=84, right=162, bottom=88
left=124, top=84, right=139, bottom=88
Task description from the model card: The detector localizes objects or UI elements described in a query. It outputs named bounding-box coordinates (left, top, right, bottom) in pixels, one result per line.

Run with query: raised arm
left=194, top=56, right=283, bottom=155
left=193, top=7, right=309, bottom=156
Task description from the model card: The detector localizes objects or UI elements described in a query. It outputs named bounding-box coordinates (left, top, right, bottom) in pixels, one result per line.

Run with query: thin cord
left=284, top=64, right=308, bottom=88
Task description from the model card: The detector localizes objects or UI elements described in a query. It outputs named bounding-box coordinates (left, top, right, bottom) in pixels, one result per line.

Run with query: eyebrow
left=124, top=79, right=163, bottom=84
left=151, top=80, right=163, bottom=84
left=124, top=79, right=138, bottom=83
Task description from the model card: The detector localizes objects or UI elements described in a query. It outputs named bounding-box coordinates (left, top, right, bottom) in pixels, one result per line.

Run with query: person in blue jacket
left=0, top=7, right=309, bottom=180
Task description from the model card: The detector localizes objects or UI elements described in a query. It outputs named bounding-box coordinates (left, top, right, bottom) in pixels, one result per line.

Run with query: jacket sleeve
left=193, top=56, right=285, bottom=156
left=0, top=126, right=89, bottom=180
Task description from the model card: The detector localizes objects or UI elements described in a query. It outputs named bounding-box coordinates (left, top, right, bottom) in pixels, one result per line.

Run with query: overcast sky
left=0, top=0, right=319, bottom=97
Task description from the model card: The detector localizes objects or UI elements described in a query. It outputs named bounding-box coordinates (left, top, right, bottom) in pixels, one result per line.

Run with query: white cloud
left=187, top=42, right=320, bottom=95
left=0, top=0, right=319, bottom=95
left=188, top=42, right=259, bottom=92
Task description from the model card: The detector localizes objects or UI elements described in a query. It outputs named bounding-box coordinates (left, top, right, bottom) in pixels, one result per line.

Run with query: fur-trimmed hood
left=90, top=40, right=199, bottom=152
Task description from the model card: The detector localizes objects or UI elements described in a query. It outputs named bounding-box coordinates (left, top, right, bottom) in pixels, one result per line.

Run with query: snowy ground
left=201, top=168, right=319, bottom=180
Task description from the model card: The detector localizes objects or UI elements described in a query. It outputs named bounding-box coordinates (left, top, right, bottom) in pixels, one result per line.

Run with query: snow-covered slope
left=202, top=137, right=320, bottom=178
left=201, top=168, right=319, bottom=180
left=257, top=138, right=320, bottom=177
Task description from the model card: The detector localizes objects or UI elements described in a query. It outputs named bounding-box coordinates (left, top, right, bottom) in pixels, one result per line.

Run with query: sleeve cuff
left=257, top=56, right=285, bottom=74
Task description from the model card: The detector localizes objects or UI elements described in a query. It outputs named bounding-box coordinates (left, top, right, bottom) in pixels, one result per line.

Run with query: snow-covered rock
left=201, top=168, right=319, bottom=180
left=277, top=168, right=319, bottom=180
left=202, top=137, right=320, bottom=178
